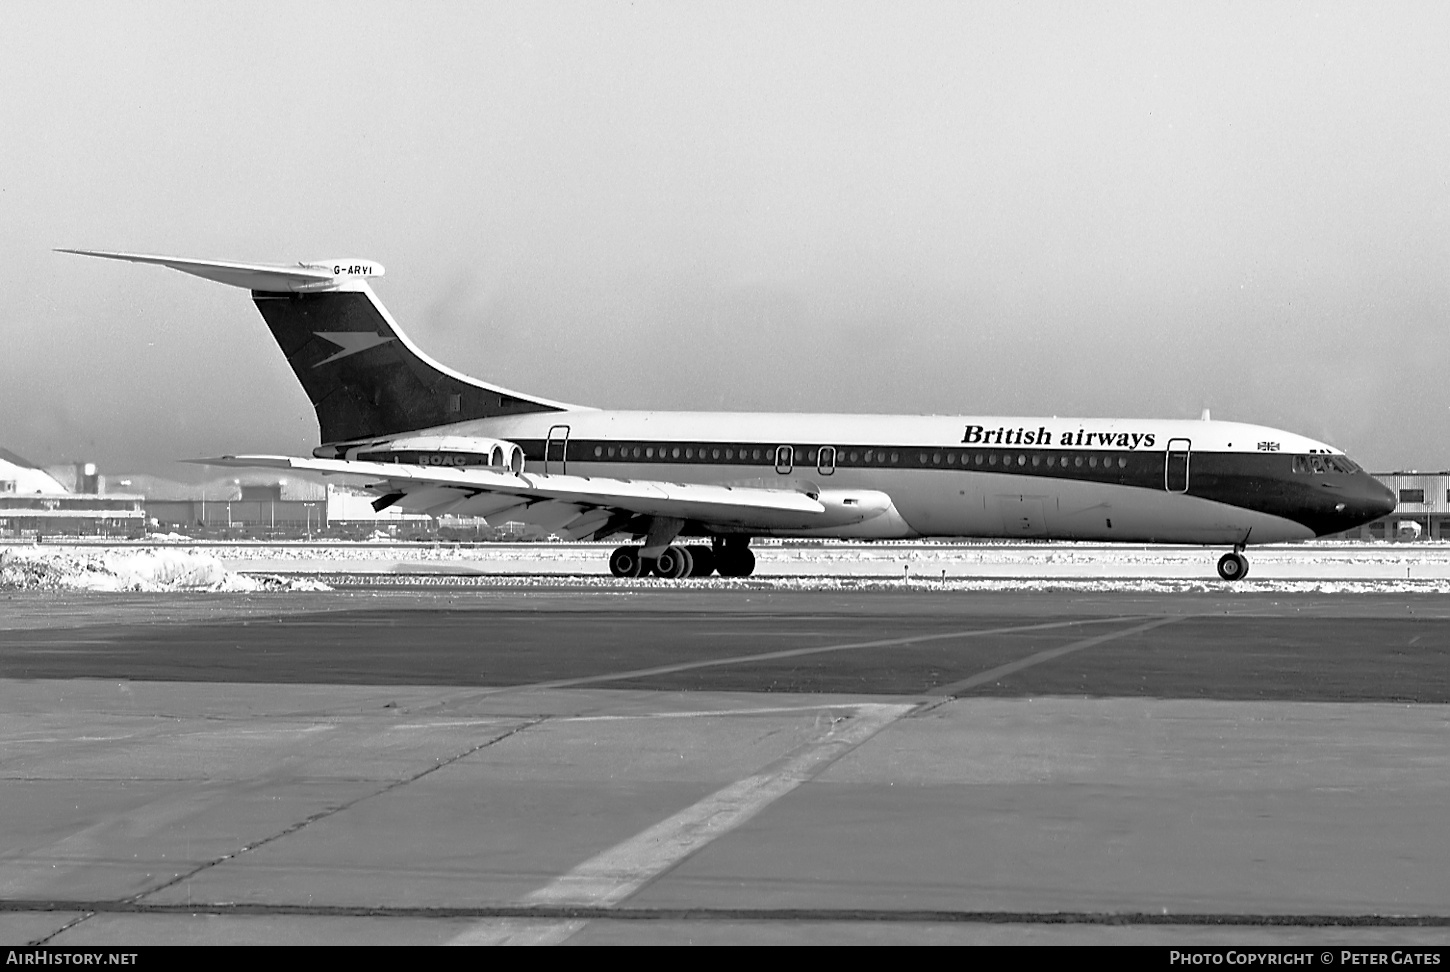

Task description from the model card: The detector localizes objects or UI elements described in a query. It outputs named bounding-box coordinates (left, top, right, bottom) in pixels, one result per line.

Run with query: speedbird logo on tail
left=312, top=331, right=395, bottom=367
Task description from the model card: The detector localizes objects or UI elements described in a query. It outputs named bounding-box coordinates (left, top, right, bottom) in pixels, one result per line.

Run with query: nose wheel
left=1216, top=551, right=1249, bottom=581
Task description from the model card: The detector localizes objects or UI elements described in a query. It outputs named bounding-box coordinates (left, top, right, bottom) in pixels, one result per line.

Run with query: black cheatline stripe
left=518, top=438, right=1324, bottom=504
left=522, top=437, right=1215, bottom=487
left=2, top=900, right=1446, bottom=926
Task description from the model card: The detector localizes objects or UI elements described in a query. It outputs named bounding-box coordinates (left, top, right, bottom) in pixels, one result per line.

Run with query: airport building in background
left=0, top=450, right=145, bottom=538
left=1335, top=472, right=1450, bottom=541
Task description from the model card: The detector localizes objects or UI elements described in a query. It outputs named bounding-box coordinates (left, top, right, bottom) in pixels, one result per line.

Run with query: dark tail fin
left=59, top=250, right=571, bottom=445
left=252, top=287, right=566, bottom=444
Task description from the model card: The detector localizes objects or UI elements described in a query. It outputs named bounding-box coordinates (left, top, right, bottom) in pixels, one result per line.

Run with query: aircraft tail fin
left=59, top=250, right=573, bottom=445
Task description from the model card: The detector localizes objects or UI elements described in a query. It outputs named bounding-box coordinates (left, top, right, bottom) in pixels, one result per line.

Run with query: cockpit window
left=1293, top=454, right=1361, bottom=475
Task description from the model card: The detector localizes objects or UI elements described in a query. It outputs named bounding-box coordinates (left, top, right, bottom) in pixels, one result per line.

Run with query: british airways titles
left=962, top=425, right=1158, bottom=449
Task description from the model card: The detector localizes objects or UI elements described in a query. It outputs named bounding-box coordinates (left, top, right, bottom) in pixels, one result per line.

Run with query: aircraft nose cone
left=1339, top=476, right=1396, bottom=526
left=1367, top=479, right=1397, bottom=519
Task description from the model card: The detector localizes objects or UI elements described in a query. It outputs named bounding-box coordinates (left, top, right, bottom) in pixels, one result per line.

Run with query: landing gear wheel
left=685, top=545, right=716, bottom=577
left=716, top=547, right=757, bottom=578
left=1217, top=552, right=1249, bottom=581
left=654, top=545, right=693, bottom=579
left=608, top=546, right=643, bottom=578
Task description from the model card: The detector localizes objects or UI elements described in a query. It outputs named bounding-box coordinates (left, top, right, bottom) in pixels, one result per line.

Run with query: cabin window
left=752, top=448, right=762, bottom=461
left=1031, top=454, right=1040, bottom=467
left=890, top=452, right=900, bottom=464
left=1075, top=456, right=1084, bottom=467
left=849, top=451, right=859, bottom=463
left=988, top=454, right=998, bottom=466
left=946, top=452, right=956, bottom=465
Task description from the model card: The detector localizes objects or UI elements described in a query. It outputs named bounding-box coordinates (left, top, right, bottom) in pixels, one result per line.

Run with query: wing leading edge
left=196, top=454, right=857, bottom=538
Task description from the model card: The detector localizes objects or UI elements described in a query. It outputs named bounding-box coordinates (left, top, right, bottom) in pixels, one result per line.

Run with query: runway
left=2, top=588, right=1449, bottom=945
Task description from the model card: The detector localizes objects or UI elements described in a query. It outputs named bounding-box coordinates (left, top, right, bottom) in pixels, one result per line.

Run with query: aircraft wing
left=197, top=454, right=829, bottom=536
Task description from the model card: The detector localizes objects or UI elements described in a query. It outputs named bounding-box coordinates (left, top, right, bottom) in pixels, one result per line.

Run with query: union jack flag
left=1257, top=441, right=1280, bottom=452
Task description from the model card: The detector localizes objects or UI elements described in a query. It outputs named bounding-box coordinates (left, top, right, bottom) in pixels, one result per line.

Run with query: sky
left=2, top=1, right=1448, bottom=475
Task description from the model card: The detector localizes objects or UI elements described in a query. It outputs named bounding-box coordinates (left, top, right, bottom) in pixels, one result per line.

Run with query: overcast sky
left=3, top=1, right=1447, bottom=474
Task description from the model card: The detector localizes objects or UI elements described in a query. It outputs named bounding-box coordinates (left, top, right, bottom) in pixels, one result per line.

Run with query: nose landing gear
left=1216, top=548, right=1250, bottom=581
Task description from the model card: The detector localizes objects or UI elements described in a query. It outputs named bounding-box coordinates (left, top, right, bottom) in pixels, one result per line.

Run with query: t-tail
left=58, top=250, right=573, bottom=446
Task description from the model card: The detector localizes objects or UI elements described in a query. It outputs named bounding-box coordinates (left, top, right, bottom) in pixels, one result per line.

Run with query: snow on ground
left=0, top=547, right=330, bottom=593
left=8, top=541, right=1450, bottom=593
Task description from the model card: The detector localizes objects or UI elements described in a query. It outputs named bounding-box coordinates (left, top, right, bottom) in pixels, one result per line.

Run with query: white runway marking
left=449, top=702, right=914, bottom=946
left=926, top=616, right=1180, bottom=698
left=451, top=617, right=1172, bottom=944
left=460, top=615, right=1139, bottom=699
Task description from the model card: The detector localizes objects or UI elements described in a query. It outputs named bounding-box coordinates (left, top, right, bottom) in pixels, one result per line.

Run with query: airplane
left=61, top=249, right=1396, bottom=581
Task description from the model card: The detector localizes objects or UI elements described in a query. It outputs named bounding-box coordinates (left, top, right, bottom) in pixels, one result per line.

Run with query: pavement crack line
left=112, top=715, right=549, bottom=912
left=421, top=615, right=1143, bottom=712
left=449, top=701, right=915, bottom=946
left=31, top=911, right=92, bottom=946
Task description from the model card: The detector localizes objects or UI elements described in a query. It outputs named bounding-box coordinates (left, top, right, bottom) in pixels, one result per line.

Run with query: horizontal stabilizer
left=63, top=247, right=576, bottom=440
left=57, top=249, right=382, bottom=293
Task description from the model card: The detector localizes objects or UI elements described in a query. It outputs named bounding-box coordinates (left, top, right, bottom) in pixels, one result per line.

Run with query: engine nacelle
left=345, top=434, right=525, bottom=474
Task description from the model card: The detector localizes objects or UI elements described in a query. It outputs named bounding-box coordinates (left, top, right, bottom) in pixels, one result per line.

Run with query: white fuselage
left=393, top=410, right=1344, bottom=545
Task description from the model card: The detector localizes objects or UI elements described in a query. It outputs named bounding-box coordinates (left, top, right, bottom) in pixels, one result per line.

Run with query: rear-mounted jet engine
left=339, top=435, right=525, bottom=474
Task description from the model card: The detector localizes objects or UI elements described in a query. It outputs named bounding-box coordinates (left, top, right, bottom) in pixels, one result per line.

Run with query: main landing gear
left=608, top=538, right=756, bottom=579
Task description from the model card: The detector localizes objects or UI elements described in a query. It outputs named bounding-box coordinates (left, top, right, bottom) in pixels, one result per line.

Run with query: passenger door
left=1165, top=438, right=1191, bottom=493
left=545, top=424, right=570, bottom=475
